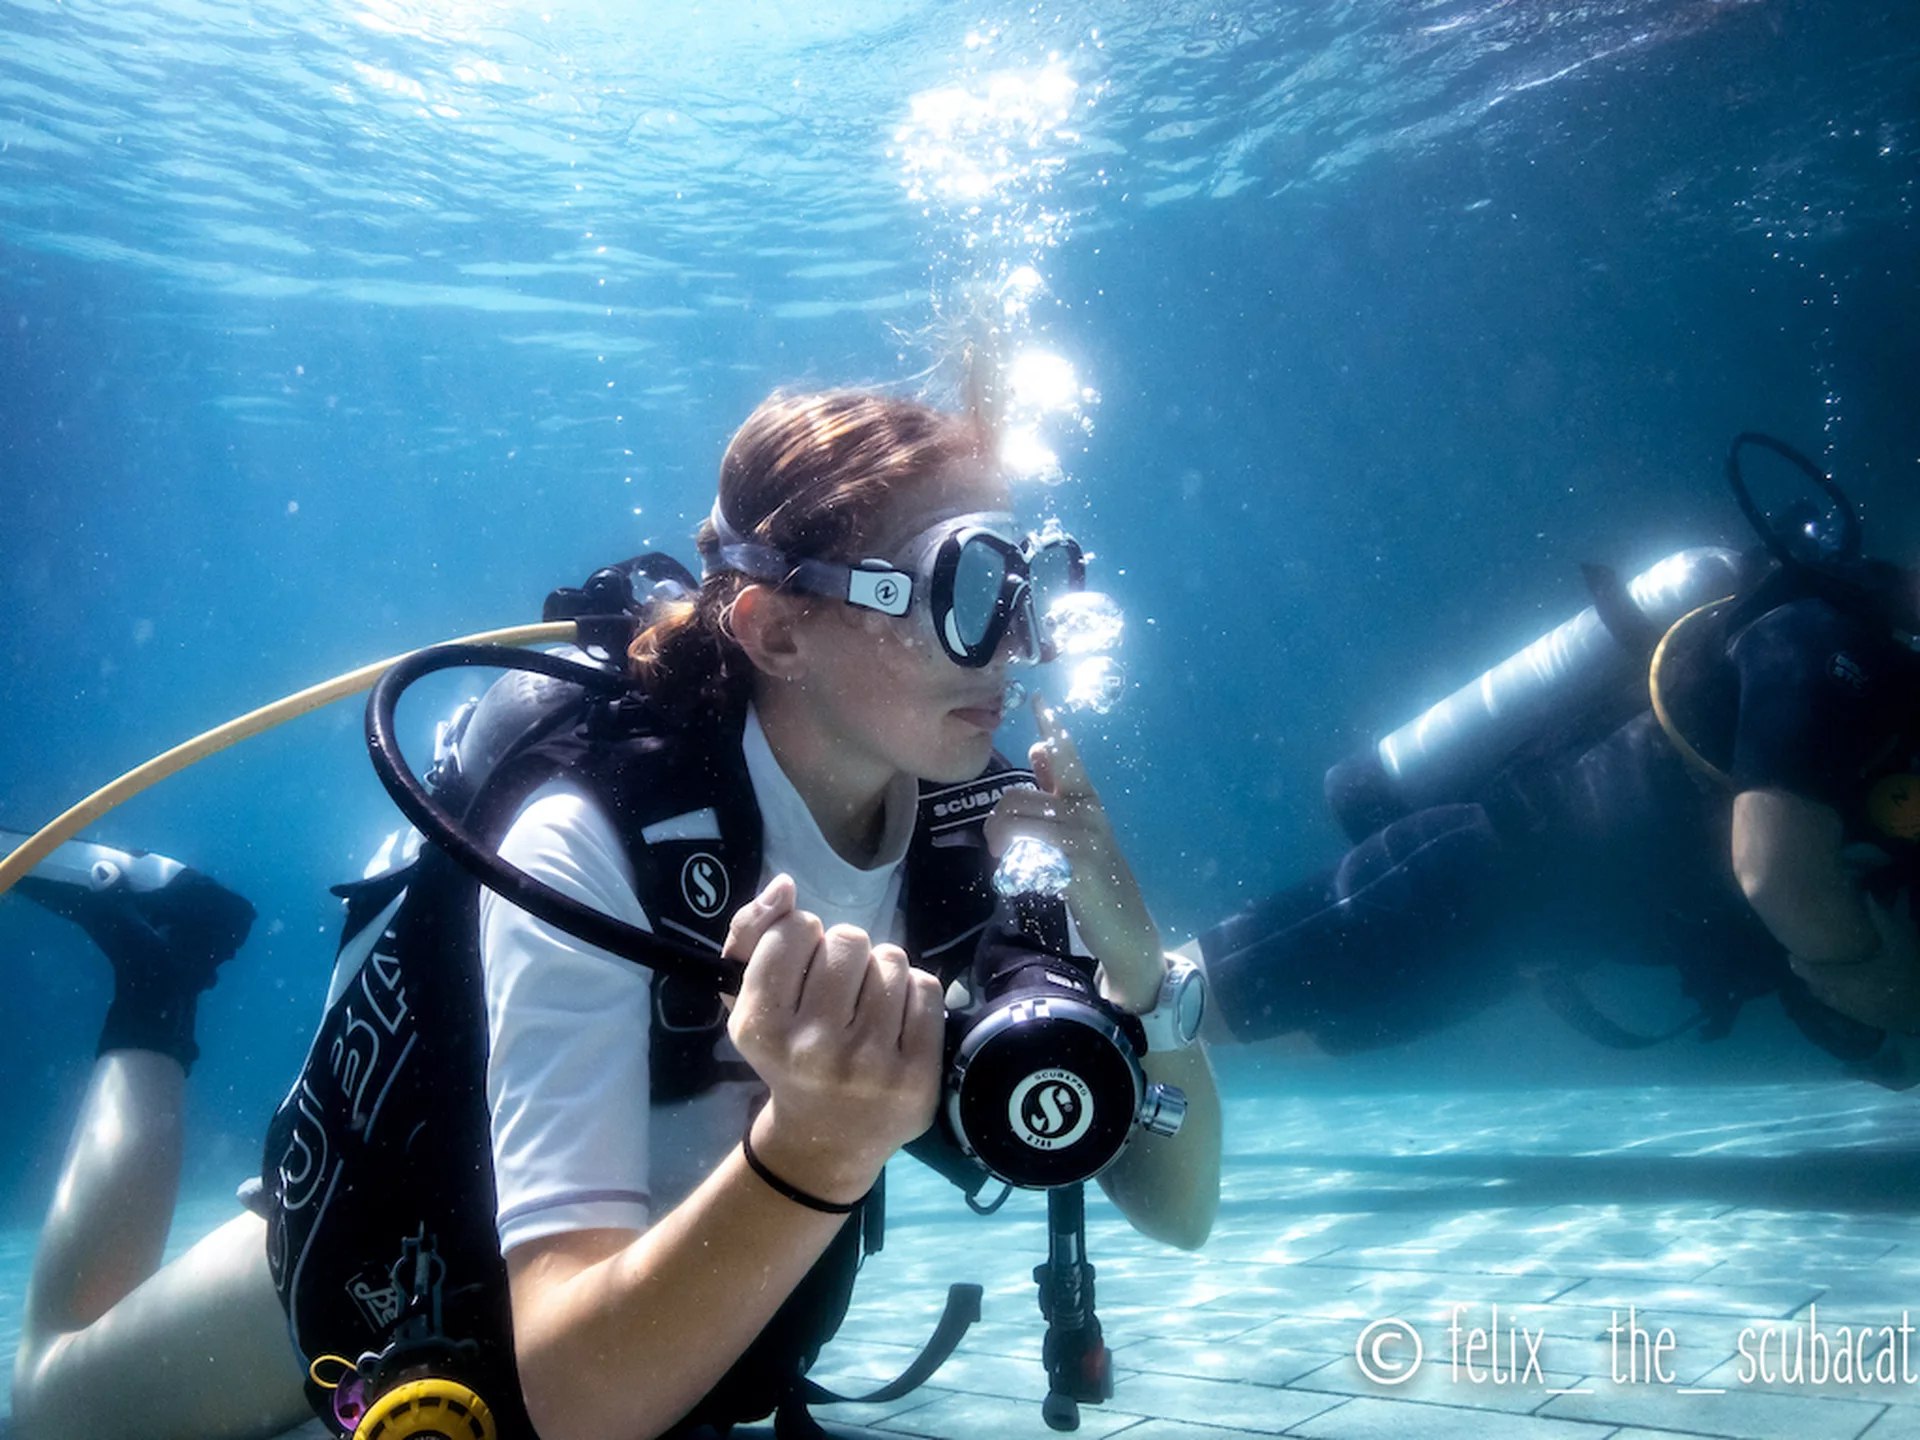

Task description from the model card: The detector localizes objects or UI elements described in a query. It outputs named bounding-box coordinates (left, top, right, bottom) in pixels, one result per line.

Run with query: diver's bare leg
left=11, top=1051, right=309, bottom=1439
left=24, top=1053, right=183, bottom=1330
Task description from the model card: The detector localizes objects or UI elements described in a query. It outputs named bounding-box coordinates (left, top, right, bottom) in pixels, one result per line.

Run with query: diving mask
left=707, top=505, right=1085, bottom=668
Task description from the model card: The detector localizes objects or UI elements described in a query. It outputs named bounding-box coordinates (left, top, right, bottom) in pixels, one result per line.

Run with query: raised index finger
left=1031, top=697, right=1093, bottom=798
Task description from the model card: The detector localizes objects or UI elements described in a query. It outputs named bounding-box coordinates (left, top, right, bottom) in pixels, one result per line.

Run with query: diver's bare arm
left=1095, top=1041, right=1220, bottom=1250
left=511, top=887, right=942, bottom=1440
left=1733, top=788, right=1920, bottom=1030
left=507, top=1152, right=850, bottom=1440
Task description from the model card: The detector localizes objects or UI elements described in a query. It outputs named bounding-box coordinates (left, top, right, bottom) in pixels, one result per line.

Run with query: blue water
left=2, top=0, right=1918, bottom=1412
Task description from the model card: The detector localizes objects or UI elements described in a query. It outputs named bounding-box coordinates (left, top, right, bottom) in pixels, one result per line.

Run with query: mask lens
left=1025, top=539, right=1084, bottom=619
left=949, top=537, right=1012, bottom=653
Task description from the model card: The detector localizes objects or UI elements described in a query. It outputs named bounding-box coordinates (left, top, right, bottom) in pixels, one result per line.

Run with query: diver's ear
left=729, top=584, right=808, bottom=680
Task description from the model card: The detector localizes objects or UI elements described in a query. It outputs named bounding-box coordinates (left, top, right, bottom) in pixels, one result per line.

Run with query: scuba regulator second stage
left=942, top=902, right=1186, bottom=1189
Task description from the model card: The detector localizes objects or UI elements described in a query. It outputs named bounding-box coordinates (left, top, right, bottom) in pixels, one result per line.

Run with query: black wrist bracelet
left=740, top=1124, right=860, bottom=1215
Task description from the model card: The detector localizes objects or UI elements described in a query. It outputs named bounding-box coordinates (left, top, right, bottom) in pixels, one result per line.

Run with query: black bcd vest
left=261, top=692, right=1042, bottom=1438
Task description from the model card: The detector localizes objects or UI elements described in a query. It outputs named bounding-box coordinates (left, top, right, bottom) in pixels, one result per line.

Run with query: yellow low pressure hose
left=0, top=620, right=578, bottom=899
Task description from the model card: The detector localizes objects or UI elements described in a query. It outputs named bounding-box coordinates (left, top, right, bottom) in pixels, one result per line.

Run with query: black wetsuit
left=1201, top=598, right=1920, bottom=1057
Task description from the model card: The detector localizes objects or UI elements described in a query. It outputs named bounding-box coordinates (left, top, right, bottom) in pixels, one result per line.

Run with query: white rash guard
left=477, top=707, right=919, bottom=1254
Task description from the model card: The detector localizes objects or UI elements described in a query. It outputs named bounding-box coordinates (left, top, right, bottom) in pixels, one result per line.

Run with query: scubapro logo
left=1008, top=1068, right=1095, bottom=1151
left=680, top=853, right=729, bottom=919
left=347, top=1273, right=405, bottom=1330
left=932, top=783, right=1017, bottom=819
left=872, top=577, right=901, bottom=608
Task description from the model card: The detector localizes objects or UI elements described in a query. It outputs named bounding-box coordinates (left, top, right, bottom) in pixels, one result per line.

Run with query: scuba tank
left=1325, top=546, right=1748, bottom=842
left=425, top=555, right=692, bottom=812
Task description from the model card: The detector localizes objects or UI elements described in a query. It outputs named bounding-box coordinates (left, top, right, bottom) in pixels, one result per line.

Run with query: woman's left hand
left=983, top=698, right=1166, bottom=1013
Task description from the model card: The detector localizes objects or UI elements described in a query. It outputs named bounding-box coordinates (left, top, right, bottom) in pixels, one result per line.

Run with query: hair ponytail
left=626, top=517, right=754, bottom=726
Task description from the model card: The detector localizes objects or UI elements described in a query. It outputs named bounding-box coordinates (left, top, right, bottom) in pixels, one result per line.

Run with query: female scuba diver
left=9, top=388, right=1222, bottom=1440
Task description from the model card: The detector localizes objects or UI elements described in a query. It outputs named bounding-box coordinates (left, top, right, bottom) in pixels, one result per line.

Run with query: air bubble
left=993, top=835, right=1072, bottom=898
left=1047, top=592, right=1124, bottom=655
left=1063, top=656, right=1126, bottom=715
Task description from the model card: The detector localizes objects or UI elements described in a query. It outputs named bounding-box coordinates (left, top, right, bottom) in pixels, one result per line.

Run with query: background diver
left=4, top=386, right=1221, bottom=1440
left=1197, top=434, right=1920, bottom=1081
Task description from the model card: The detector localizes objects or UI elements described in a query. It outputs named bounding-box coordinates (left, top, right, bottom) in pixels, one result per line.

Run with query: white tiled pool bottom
left=6, top=1082, right=1920, bottom=1440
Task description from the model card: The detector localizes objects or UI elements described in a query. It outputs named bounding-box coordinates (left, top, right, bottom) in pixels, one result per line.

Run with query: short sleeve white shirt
left=477, top=707, right=918, bottom=1254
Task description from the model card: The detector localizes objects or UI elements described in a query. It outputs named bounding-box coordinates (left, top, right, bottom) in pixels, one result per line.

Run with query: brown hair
left=629, top=389, right=989, bottom=722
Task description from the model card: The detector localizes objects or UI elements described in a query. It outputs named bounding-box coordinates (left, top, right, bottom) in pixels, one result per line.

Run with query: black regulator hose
left=365, top=642, right=743, bottom=993
left=1726, top=432, right=1862, bottom=568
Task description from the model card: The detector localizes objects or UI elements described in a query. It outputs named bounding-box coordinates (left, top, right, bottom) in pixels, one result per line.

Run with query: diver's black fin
left=9, top=833, right=254, bottom=1073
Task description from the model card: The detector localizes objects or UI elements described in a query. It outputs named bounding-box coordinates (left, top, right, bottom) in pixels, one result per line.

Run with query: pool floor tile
left=8, top=1080, right=1920, bottom=1440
